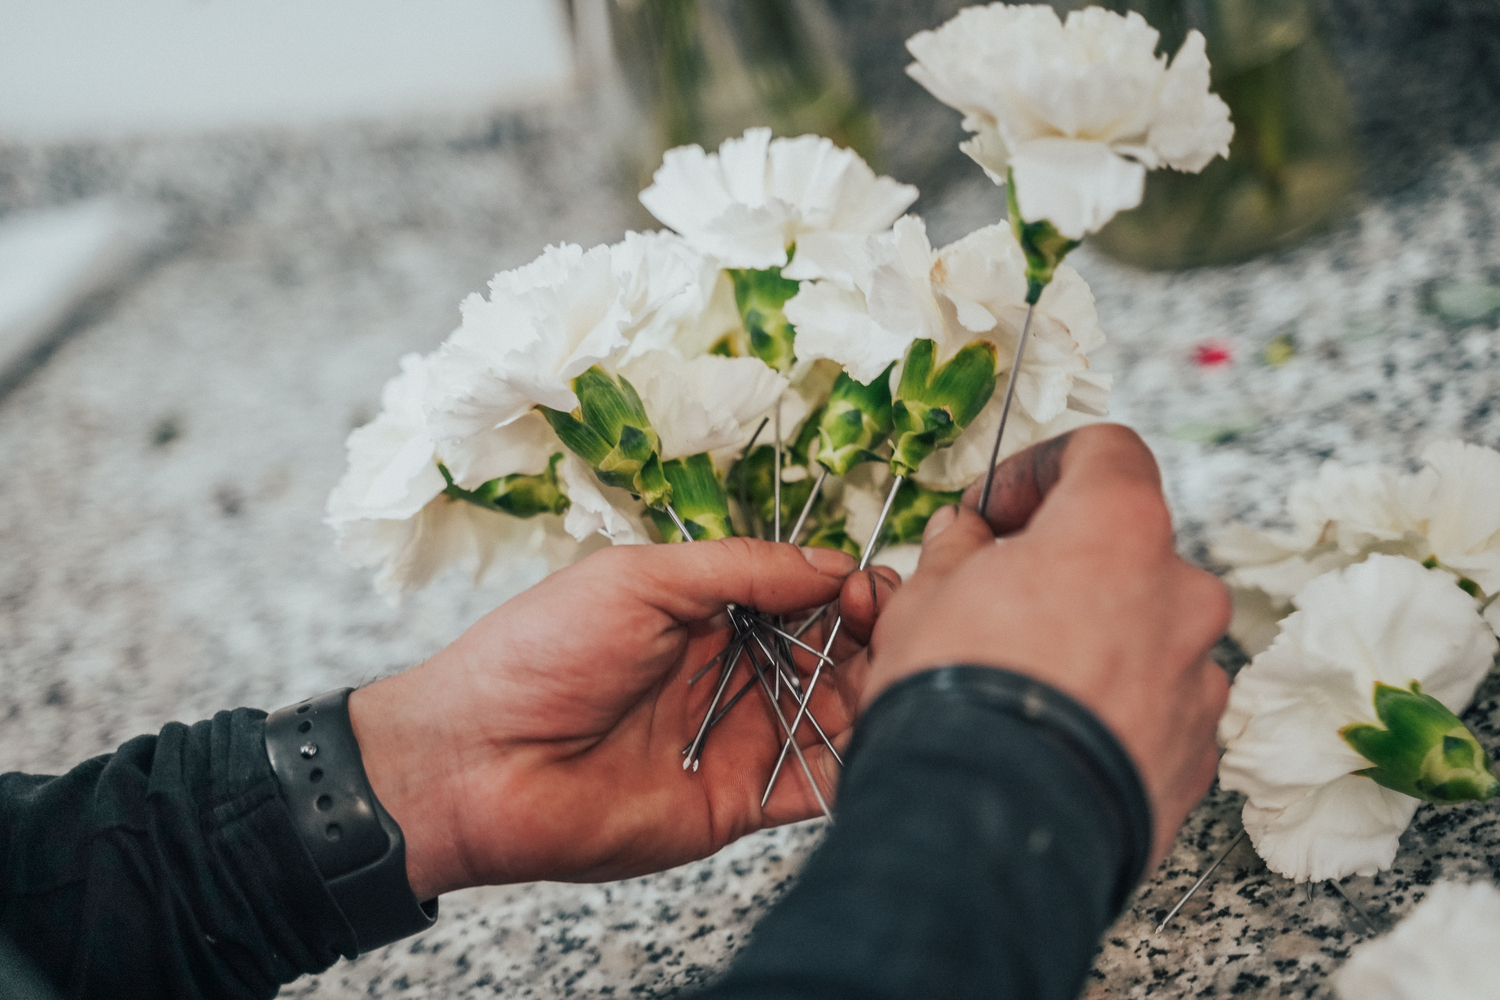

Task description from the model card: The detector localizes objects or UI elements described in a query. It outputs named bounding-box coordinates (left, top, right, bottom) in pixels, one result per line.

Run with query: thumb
left=624, top=537, right=855, bottom=622
left=912, top=505, right=994, bottom=581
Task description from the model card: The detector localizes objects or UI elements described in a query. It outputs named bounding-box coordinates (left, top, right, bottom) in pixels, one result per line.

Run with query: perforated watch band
left=265, top=688, right=438, bottom=953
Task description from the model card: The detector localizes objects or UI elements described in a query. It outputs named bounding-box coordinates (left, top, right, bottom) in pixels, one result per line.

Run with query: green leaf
left=816, top=368, right=894, bottom=476
left=728, top=265, right=801, bottom=373
left=889, top=340, right=998, bottom=477
left=1007, top=168, right=1080, bottom=304
left=1340, top=681, right=1499, bottom=803
left=650, top=453, right=733, bottom=541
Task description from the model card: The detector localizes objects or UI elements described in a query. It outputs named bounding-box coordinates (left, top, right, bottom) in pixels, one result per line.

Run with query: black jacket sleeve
left=0, top=708, right=356, bottom=999
left=695, top=665, right=1154, bottom=1000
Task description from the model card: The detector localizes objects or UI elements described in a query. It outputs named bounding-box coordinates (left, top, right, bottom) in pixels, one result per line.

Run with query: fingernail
left=922, top=504, right=958, bottom=542
left=800, top=545, right=856, bottom=576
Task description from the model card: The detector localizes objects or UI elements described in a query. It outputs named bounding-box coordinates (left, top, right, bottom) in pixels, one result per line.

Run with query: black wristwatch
left=265, top=688, right=438, bottom=953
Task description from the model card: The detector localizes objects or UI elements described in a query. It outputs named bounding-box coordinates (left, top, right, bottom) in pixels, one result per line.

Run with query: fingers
left=912, top=505, right=994, bottom=580
left=620, top=537, right=854, bottom=622
left=834, top=566, right=901, bottom=648
left=962, top=424, right=1163, bottom=538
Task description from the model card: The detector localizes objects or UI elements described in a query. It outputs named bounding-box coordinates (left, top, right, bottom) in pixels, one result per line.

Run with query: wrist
left=348, top=672, right=467, bottom=900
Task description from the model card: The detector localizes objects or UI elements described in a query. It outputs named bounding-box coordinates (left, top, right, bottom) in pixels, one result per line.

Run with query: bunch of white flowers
left=1215, top=443, right=1500, bottom=884
left=1335, top=881, right=1500, bottom=1000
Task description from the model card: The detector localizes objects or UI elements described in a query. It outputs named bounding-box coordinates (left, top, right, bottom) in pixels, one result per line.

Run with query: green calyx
left=648, top=452, right=734, bottom=542
left=803, top=517, right=860, bottom=559
left=439, top=452, right=571, bottom=518
left=1007, top=168, right=1080, bottom=305
left=1341, top=681, right=1500, bottom=803
left=728, top=263, right=801, bottom=373
left=816, top=368, right=894, bottom=476
left=889, top=339, right=999, bottom=477
left=1420, top=556, right=1484, bottom=598
left=880, top=479, right=964, bottom=547
left=540, top=366, right=671, bottom=509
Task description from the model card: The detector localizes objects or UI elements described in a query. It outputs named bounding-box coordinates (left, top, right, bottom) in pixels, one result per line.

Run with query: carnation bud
left=728, top=265, right=801, bottom=373
left=816, top=369, right=894, bottom=477
left=802, top=517, right=860, bottom=559
left=649, top=453, right=734, bottom=541
left=541, top=366, right=671, bottom=509
left=729, top=412, right=821, bottom=530
left=1341, top=681, right=1500, bottom=803
left=879, top=479, right=964, bottom=547
left=889, top=339, right=998, bottom=477
left=1008, top=169, right=1080, bottom=304
left=439, top=452, right=570, bottom=518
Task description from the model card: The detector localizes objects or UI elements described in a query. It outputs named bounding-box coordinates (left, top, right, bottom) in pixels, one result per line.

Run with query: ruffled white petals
left=327, top=354, right=445, bottom=524
left=611, top=230, right=718, bottom=360
left=906, top=4, right=1232, bottom=234
left=438, top=410, right=561, bottom=491
left=1410, top=440, right=1500, bottom=595
left=785, top=217, right=1109, bottom=440
left=1335, top=881, right=1500, bottom=1000
left=1010, top=137, right=1146, bottom=241
left=640, top=127, right=918, bottom=269
left=558, top=454, right=651, bottom=545
left=620, top=351, right=788, bottom=461
left=1218, top=555, right=1498, bottom=882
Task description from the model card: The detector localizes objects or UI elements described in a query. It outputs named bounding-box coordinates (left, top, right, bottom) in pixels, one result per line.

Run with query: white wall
left=0, top=0, right=576, bottom=142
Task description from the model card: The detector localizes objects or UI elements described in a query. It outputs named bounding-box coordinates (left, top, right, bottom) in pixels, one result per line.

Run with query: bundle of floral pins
left=329, top=4, right=1233, bottom=814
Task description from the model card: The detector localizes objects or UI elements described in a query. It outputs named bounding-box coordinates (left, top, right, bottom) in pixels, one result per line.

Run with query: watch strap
left=265, top=688, right=438, bottom=953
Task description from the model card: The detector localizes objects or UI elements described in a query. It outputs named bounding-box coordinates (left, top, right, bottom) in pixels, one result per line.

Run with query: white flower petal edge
left=905, top=3, right=1233, bottom=238
left=620, top=351, right=788, bottom=461
left=328, top=353, right=444, bottom=524
left=1334, top=881, right=1500, bottom=1000
left=558, top=454, right=651, bottom=546
left=1218, top=555, right=1498, bottom=882
left=1408, top=440, right=1500, bottom=596
left=639, top=127, right=918, bottom=269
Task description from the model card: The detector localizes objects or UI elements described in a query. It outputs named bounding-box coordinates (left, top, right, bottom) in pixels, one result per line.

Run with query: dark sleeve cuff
left=702, top=665, right=1153, bottom=1000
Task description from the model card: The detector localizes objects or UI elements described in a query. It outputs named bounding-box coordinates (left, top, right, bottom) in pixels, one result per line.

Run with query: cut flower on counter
left=1218, top=555, right=1499, bottom=883
left=1335, top=881, right=1500, bottom=1000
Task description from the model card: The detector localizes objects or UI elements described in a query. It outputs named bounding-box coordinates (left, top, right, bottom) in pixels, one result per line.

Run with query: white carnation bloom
left=1218, top=555, right=1498, bottom=883
left=1335, top=881, right=1500, bottom=1000
left=1214, top=442, right=1500, bottom=654
left=327, top=355, right=577, bottom=597
left=784, top=216, right=1109, bottom=488
left=426, top=233, right=713, bottom=444
left=906, top=4, right=1233, bottom=239
left=618, top=350, right=788, bottom=461
left=639, top=127, right=918, bottom=269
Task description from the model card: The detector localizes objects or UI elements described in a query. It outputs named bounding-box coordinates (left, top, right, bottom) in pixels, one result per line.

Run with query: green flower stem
left=816, top=368, right=894, bottom=476
left=727, top=264, right=801, bottom=372
left=439, top=453, right=571, bottom=518
left=889, top=339, right=999, bottom=477
left=649, top=452, right=735, bottom=541
left=1341, top=681, right=1500, bottom=803
left=540, top=366, right=671, bottom=509
left=1007, top=169, right=1080, bottom=305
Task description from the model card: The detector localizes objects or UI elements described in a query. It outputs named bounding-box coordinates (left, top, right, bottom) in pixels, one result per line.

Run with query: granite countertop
left=2, top=3, right=1499, bottom=997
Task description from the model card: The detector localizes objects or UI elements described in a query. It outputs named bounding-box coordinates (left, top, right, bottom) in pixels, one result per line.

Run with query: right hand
left=858, top=424, right=1230, bottom=867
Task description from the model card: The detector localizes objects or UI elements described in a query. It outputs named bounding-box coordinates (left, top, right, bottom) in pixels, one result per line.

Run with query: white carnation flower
left=328, top=355, right=578, bottom=596
left=1335, top=881, right=1500, bottom=1000
left=426, top=232, right=713, bottom=444
left=906, top=4, right=1233, bottom=239
left=1218, top=555, right=1498, bottom=883
left=639, top=127, right=918, bottom=269
left=557, top=454, right=651, bottom=546
left=784, top=215, right=1109, bottom=488
left=1214, top=442, right=1500, bottom=654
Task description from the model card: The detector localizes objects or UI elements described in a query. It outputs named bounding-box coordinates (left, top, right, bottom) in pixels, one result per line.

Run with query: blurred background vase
left=569, top=0, right=882, bottom=198
left=1080, top=0, right=1363, bottom=270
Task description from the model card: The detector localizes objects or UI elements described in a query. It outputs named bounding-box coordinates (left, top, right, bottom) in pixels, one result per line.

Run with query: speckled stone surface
left=2, top=5, right=1500, bottom=997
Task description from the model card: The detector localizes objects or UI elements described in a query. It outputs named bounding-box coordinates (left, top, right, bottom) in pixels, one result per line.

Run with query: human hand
left=349, top=538, right=897, bottom=899
left=861, top=424, right=1230, bottom=867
